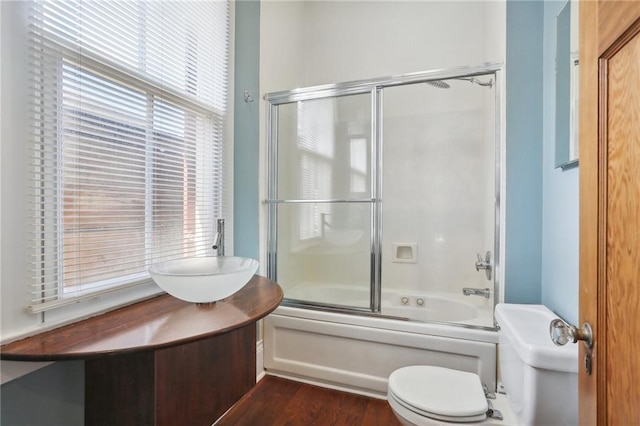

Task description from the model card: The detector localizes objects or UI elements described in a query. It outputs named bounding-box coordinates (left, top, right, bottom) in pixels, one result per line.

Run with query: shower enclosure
left=265, top=64, right=501, bottom=329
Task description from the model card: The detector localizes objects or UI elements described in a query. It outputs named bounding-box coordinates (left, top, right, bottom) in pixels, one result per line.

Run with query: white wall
left=259, top=1, right=308, bottom=93
left=1, top=0, right=44, bottom=343
left=273, top=1, right=504, bottom=87
left=260, top=1, right=506, bottom=306
left=0, top=0, right=61, bottom=399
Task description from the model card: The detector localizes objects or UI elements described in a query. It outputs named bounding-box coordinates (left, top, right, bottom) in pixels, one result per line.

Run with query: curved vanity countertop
left=1, top=275, right=283, bottom=361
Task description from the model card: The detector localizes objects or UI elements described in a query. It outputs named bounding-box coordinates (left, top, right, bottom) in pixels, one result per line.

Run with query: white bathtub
left=285, top=284, right=495, bottom=326
left=264, top=286, right=498, bottom=399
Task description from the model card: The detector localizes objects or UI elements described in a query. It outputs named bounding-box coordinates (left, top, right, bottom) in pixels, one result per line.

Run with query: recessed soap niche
left=392, top=243, right=417, bottom=263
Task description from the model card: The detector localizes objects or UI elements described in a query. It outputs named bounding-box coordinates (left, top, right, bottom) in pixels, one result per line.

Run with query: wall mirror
left=555, top=0, right=579, bottom=169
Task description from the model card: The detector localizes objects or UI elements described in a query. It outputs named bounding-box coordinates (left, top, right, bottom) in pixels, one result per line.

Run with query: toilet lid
left=388, top=366, right=488, bottom=422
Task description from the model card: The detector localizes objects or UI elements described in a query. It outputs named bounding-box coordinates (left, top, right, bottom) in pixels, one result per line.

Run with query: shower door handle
left=475, top=251, right=492, bottom=280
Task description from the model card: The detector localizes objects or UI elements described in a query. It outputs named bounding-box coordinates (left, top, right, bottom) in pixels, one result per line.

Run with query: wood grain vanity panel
left=85, top=351, right=156, bottom=425
left=84, top=325, right=256, bottom=426
left=155, top=324, right=255, bottom=426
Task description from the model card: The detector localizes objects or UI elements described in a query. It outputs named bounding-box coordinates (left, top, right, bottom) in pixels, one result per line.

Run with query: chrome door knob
left=549, top=318, right=594, bottom=349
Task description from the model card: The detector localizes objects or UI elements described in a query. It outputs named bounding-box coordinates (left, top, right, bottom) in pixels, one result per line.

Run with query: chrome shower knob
left=474, top=251, right=492, bottom=280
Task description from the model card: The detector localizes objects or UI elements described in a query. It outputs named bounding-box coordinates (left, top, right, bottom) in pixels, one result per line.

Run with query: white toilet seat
left=388, top=388, right=487, bottom=423
left=388, top=366, right=488, bottom=423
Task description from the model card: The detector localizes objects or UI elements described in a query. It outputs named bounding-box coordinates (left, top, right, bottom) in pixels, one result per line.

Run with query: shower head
left=424, top=80, right=450, bottom=89
left=458, top=77, right=493, bottom=88
left=424, top=77, right=493, bottom=89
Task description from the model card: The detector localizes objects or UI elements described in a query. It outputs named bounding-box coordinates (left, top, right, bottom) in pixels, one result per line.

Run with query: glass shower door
left=380, top=75, right=498, bottom=327
left=267, top=93, right=374, bottom=310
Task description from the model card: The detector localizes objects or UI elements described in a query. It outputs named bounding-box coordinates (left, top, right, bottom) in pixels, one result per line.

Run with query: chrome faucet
left=462, top=287, right=491, bottom=298
left=320, top=213, right=331, bottom=238
left=212, top=218, right=225, bottom=256
left=475, top=251, right=492, bottom=280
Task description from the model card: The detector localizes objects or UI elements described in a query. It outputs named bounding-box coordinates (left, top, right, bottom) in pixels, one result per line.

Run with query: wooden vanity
left=1, top=275, right=283, bottom=426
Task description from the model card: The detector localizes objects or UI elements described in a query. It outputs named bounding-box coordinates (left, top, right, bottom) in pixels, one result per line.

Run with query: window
left=27, top=1, right=230, bottom=313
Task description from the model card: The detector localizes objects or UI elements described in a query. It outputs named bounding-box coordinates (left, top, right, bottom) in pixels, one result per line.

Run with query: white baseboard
left=256, top=339, right=265, bottom=382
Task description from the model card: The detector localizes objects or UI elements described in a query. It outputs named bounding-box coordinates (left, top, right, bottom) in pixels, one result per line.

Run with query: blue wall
left=1, top=361, right=84, bottom=425
left=540, top=1, right=579, bottom=324
left=504, top=0, right=544, bottom=304
left=233, top=0, right=261, bottom=260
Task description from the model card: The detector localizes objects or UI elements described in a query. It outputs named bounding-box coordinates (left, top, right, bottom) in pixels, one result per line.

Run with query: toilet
left=387, top=304, right=578, bottom=425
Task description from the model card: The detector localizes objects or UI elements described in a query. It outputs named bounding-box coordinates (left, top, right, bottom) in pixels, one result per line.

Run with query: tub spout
left=462, top=287, right=491, bottom=298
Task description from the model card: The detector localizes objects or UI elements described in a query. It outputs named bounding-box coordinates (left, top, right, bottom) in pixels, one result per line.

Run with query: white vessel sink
left=149, top=256, right=259, bottom=303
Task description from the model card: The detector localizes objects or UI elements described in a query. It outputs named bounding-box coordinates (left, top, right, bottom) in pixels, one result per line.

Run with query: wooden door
left=580, top=2, right=640, bottom=424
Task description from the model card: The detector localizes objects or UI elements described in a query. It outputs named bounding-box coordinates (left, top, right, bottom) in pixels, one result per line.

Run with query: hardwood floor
left=215, top=375, right=401, bottom=426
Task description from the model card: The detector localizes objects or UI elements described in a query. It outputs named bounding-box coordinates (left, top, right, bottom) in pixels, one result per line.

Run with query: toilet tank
left=494, top=304, right=578, bottom=426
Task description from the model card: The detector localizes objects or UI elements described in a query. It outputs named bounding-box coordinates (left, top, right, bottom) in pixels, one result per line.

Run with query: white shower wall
left=381, top=81, right=496, bottom=295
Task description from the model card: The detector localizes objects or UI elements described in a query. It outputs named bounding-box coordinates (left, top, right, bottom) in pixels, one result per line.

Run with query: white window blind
left=27, top=0, right=230, bottom=313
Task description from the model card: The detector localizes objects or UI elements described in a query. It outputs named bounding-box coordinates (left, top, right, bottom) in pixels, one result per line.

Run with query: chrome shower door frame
left=265, top=62, right=503, bottom=323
